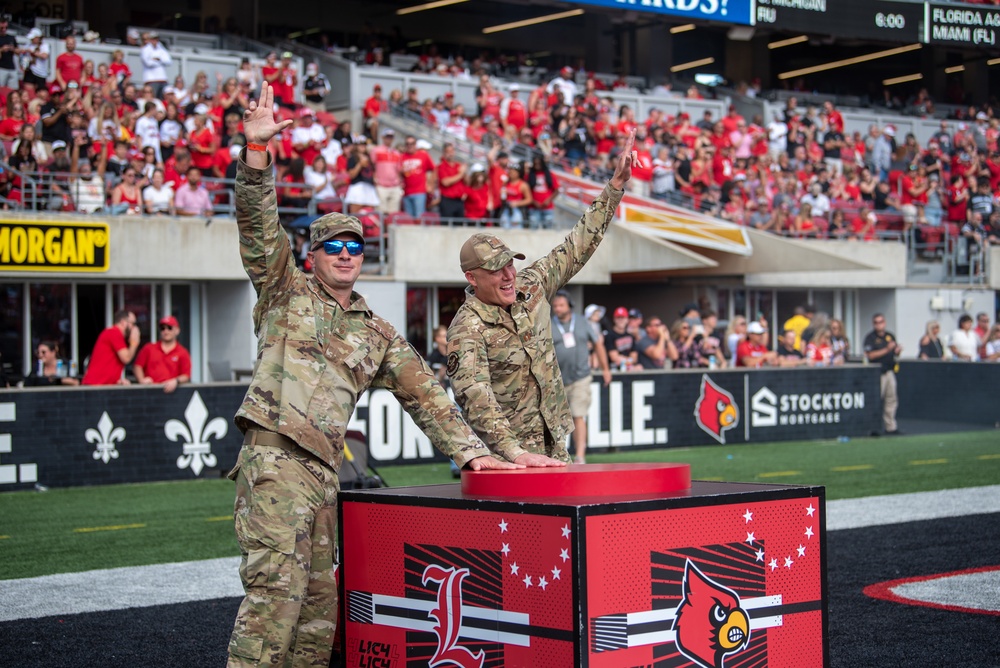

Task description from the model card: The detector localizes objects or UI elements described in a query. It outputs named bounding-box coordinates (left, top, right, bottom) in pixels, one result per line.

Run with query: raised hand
left=243, top=81, right=293, bottom=145
left=610, top=128, right=641, bottom=191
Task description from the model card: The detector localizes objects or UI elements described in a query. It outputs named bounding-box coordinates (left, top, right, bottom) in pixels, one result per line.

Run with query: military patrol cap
left=310, top=212, right=364, bottom=249
left=460, top=233, right=526, bottom=272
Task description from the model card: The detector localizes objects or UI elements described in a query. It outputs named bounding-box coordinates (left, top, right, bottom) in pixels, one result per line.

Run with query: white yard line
left=1, top=485, right=998, bottom=622
left=0, top=557, right=242, bottom=622
left=825, top=484, right=1000, bottom=530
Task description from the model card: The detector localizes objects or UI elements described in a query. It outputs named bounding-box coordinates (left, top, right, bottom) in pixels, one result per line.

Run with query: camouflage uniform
left=227, top=150, right=492, bottom=668
left=446, top=183, right=624, bottom=462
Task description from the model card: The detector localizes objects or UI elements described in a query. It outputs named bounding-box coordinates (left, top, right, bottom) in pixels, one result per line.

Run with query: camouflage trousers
left=227, top=442, right=340, bottom=668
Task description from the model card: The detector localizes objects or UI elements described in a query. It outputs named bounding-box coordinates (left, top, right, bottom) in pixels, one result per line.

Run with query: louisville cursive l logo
left=422, top=565, right=485, bottom=668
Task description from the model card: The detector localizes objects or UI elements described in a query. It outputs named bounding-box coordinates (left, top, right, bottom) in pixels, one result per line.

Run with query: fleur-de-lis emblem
left=165, top=391, right=227, bottom=476
left=86, top=412, right=125, bottom=464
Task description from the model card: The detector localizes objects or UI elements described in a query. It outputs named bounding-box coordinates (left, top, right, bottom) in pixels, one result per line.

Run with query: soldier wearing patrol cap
left=447, top=129, right=641, bottom=465
left=225, top=81, right=523, bottom=668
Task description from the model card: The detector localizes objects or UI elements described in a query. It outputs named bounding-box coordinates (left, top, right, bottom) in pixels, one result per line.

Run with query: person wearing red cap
left=134, top=316, right=191, bottom=393
left=604, top=306, right=639, bottom=370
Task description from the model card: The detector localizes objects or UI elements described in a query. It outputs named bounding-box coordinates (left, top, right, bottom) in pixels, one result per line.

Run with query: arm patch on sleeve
left=446, top=352, right=460, bottom=377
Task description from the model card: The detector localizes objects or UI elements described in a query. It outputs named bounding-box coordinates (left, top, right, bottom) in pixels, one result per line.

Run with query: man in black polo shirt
left=863, top=313, right=902, bottom=435
left=0, top=16, right=17, bottom=89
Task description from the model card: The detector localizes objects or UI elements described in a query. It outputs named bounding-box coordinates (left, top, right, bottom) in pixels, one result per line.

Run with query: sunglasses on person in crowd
left=159, top=323, right=174, bottom=331
left=322, top=239, right=364, bottom=256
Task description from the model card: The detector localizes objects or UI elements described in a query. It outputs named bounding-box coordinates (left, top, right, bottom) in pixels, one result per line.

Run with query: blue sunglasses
left=322, top=239, right=365, bottom=256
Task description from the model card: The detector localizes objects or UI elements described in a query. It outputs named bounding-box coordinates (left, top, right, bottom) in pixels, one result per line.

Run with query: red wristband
left=246, top=142, right=267, bottom=152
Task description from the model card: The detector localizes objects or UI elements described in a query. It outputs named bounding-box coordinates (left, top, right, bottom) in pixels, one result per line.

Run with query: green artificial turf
left=1, top=429, right=997, bottom=580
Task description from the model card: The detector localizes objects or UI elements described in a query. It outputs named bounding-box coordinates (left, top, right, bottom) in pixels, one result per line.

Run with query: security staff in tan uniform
left=447, top=132, right=640, bottom=464
left=227, top=82, right=522, bottom=668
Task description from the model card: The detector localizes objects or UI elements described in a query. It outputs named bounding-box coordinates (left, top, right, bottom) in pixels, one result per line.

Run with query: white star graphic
left=797, top=544, right=806, bottom=557
left=743, top=509, right=753, bottom=523
left=510, top=562, right=519, bottom=575
left=561, top=524, right=571, bottom=539
left=805, top=504, right=815, bottom=517
left=538, top=576, right=549, bottom=590
left=804, top=526, right=814, bottom=539
left=560, top=548, right=570, bottom=562
left=523, top=574, right=533, bottom=588
left=784, top=556, right=794, bottom=569
left=501, top=542, right=510, bottom=556
left=499, top=519, right=509, bottom=533
left=755, top=548, right=765, bottom=562
left=551, top=566, right=562, bottom=580
left=769, top=558, right=778, bottom=571
left=746, top=531, right=756, bottom=545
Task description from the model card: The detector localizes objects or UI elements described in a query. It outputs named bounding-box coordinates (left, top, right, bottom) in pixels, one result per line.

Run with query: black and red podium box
left=341, top=464, right=828, bottom=667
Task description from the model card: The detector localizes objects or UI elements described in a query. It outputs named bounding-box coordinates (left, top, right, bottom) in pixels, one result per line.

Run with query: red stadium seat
left=419, top=211, right=441, bottom=226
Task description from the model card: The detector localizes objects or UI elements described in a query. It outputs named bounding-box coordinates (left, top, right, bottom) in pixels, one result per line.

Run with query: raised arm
left=237, top=81, right=296, bottom=310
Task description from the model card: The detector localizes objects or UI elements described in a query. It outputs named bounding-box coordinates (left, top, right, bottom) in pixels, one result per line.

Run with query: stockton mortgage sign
left=347, top=366, right=882, bottom=464
left=0, top=220, right=109, bottom=272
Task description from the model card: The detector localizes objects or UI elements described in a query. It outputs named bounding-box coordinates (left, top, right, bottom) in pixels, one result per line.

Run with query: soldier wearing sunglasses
left=225, top=82, right=523, bottom=668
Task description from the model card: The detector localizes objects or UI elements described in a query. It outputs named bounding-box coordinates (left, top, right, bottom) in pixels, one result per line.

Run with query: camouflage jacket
left=234, top=153, right=491, bottom=471
left=446, top=183, right=624, bottom=461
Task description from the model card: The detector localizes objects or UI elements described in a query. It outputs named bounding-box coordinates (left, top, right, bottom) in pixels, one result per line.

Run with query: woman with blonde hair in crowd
left=918, top=320, right=944, bottom=359
left=829, top=319, right=849, bottom=363
left=88, top=102, right=118, bottom=142
left=983, top=324, right=1000, bottom=361
left=725, top=315, right=748, bottom=367
left=792, top=201, right=818, bottom=237
left=805, top=327, right=839, bottom=366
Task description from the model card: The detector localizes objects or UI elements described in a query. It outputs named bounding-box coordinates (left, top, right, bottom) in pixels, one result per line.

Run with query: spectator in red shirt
left=55, top=35, right=84, bottom=90
left=462, top=164, right=491, bottom=221
left=134, top=315, right=192, bottom=393
left=500, top=84, right=526, bottom=132
left=823, top=101, right=844, bottom=134
left=108, top=49, right=132, bottom=87
left=437, top=142, right=466, bottom=219
left=188, top=107, right=217, bottom=172
left=527, top=153, right=560, bottom=228
left=81, top=309, right=142, bottom=386
left=486, top=144, right=510, bottom=219
left=400, top=135, right=435, bottom=217
left=271, top=52, right=297, bottom=107
left=363, top=84, right=387, bottom=139
left=370, top=128, right=403, bottom=214
left=736, top=321, right=777, bottom=368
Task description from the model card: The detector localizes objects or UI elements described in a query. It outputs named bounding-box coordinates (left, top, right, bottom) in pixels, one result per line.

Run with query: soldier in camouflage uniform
left=447, top=131, right=640, bottom=464
left=227, top=82, right=522, bottom=668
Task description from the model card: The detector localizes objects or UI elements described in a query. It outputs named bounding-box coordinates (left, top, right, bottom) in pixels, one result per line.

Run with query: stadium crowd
left=582, top=302, right=1000, bottom=372
left=0, top=24, right=997, bottom=273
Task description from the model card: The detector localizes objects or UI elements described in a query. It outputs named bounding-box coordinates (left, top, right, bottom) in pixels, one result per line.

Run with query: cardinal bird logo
left=694, top=375, right=739, bottom=444
left=672, top=559, right=751, bottom=668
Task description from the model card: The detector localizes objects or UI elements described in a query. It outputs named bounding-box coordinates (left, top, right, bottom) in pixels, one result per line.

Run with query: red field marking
left=863, top=565, right=1000, bottom=616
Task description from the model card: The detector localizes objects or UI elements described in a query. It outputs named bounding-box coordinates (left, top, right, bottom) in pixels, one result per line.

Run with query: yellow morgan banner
left=0, top=221, right=109, bottom=272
